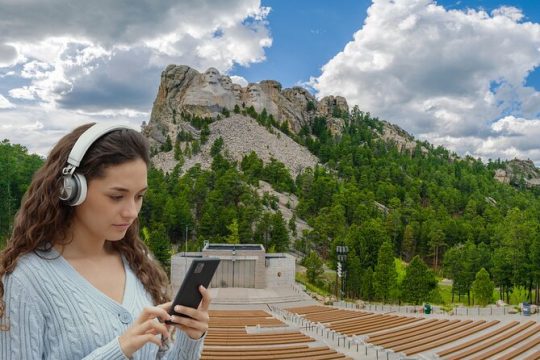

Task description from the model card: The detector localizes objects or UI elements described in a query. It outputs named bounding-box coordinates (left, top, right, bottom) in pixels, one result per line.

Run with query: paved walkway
left=208, top=286, right=317, bottom=310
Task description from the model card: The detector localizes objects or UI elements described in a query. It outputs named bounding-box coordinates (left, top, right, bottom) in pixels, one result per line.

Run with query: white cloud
left=0, top=104, right=146, bottom=156
left=311, top=0, right=540, bottom=163
left=0, top=0, right=272, bottom=153
left=230, top=75, right=249, bottom=87
left=0, top=94, right=15, bottom=109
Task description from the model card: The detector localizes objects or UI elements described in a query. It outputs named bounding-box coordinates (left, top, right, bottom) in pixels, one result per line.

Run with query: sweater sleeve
left=158, top=329, right=205, bottom=360
left=81, top=336, right=129, bottom=360
left=0, top=274, right=45, bottom=360
left=1, top=274, right=129, bottom=360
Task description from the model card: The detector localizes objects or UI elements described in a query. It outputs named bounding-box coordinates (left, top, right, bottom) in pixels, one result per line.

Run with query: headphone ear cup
left=70, top=173, right=87, bottom=206
left=59, top=175, right=77, bottom=204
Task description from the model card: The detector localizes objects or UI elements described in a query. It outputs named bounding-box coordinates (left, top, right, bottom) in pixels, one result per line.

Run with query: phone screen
left=167, top=258, right=220, bottom=320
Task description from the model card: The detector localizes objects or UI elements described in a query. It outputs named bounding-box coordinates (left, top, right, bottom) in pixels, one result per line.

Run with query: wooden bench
left=437, top=320, right=520, bottom=357
left=495, top=335, right=540, bottom=360
left=368, top=318, right=440, bottom=342
left=403, top=320, right=499, bottom=356
left=386, top=320, right=474, bottom=350
left=372, top=320, right=458, bottom=346
left=334, top=316, right=416, bottom=335
left=442, top=321, right=536, bottom=360
left=522, top=349, right=540, bottom=360
left=468, top=324, right=540, bottom=360
left=202, top=345, right=351, bottom=359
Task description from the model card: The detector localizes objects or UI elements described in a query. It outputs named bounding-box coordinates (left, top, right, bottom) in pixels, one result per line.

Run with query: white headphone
left=59, top=123, right=135, bottom=206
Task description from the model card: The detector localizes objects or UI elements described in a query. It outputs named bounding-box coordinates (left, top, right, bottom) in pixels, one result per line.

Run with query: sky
left=1, top=0, right=540, bottom=166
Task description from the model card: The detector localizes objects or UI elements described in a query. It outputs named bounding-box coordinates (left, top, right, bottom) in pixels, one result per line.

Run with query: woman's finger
left=135, top=306, right=172, bottom=324
left=170, top=314, right=208, bottom=333
left=138, top=319, right=170, bottom=339
left=157, top=302, right=172, bottom=312
left=173, top=305, right=209, bottom=324
left=198, top=286, right=212, bottom=311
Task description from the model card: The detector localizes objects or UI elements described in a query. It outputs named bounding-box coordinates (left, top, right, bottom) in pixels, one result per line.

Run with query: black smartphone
left=167, top=258, right=220, bottom=322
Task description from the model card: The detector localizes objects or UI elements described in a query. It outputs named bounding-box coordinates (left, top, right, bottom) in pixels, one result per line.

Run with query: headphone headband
left=67, top=123, right=135, bottom=167
left=60, top=122, right=137, bottom=206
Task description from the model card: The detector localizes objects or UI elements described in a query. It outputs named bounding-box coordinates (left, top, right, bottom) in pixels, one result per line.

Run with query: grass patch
left=296, top=272, right=332, bottom=297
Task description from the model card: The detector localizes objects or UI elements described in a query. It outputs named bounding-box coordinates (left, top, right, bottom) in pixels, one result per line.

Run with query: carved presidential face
left=203, top=67, right=220, bottom=85
left=219, top=76, right=232, bottom=91
left=247, top=84, right=262, bottom=102
left=232, top=84, right=243, bottom=101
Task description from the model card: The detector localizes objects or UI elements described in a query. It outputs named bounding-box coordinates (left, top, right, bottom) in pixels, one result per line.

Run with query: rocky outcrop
left=494, top=159, right=540, bottom=187
left=380, top=120, right=428, bottom=154
left=145, top=65, right=339, bottom=144
left=151, top=114, right=319, bottom=177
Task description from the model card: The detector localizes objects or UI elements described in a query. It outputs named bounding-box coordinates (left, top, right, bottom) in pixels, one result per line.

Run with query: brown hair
left=0, top=123, right=169, bottom=329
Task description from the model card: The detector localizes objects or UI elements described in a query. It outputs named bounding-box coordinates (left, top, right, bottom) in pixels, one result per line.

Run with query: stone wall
left=264, top=253, right=295, bottom=288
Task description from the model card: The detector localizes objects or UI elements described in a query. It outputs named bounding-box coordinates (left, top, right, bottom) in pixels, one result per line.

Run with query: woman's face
left=72, top=158, right=148, bottom=242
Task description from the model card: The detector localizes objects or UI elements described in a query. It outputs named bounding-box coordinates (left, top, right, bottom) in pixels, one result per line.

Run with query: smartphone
left=167, top=258, right=220, bottom=322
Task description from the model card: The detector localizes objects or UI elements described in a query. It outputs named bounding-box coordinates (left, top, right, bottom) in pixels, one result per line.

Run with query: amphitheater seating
left=523, top=349, right=540, bottom=360
left=439, top=321, right=537, bottom=360
left=468, top=324, right=540, bottom=360
left=494, top=335, right=540, bottom=360
left=202, top=345, right=351, bottom=359
left=201, top=309, right=352, bottom=360
left=401, top=320, right=499, bottom=356
left=285, top=304, right=540, bottom=360
left=437, top=320, right=521, bottom=357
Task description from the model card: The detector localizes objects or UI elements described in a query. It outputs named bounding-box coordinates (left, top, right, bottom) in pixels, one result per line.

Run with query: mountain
left=143, top=65, right=431, bottom=175
left=493, top=158, right=540, bottom=188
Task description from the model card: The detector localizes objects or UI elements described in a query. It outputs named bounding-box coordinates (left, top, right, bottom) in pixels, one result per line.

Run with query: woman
left=0, top=123, right=209, bottom=359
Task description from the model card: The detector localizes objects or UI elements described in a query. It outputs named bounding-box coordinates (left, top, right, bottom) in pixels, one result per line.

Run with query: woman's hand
left=118, top=306, right=172, bottom=358
left=166, top=285, right=211, bottom=340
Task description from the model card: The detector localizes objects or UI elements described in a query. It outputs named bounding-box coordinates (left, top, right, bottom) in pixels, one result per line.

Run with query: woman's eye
left=110, top=195, right=123, bottom=201
left=137, top=194, right=145, bottom=200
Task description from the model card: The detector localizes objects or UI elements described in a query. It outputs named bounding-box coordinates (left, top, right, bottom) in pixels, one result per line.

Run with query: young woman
left=0, top=123, right=210, bottom=359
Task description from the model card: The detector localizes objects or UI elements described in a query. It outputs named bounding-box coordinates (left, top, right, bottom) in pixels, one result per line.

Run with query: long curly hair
left=0, top=123, right=170, bottom=329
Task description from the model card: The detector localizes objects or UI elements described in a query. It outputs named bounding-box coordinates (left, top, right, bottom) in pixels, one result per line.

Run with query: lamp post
left=336, top=245, right=349, bottom=300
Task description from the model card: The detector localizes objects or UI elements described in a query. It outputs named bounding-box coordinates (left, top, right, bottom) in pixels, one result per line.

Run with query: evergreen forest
left=2, top=106, right=540, bottom=306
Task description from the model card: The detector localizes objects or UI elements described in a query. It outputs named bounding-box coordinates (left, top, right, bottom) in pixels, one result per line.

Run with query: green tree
left=304, top=251, right=324, bottom=284
left=472, top=268, right=495, bottom=306
left=145, top=224, right=172, bottom=273
left=401, top=224, right=416, bottom=261
left=401, top=256, right=437, bottom=305
left=270, top=212, right=290, bottom=252
left=161, top=135, right=172, bottom=152
left=373, top=241, right=398, bottom=302
left=226, top=218, right=240, bottom=244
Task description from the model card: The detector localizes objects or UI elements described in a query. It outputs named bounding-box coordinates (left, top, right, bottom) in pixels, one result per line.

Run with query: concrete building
left=170, top=243, right=296, bottom=293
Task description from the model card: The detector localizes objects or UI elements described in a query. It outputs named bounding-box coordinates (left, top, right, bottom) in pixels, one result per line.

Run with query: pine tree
left=472, top=268, right=494, bottom=306
left=270, top=212, right=289, bottom=252
left=401, top=224, right=415, bottom=261
left=346, top=251, right=362, bottom=299
left=146, top=224, right=171, bottom=273
left=361, top=268, right=374, bottom=301
left=304, top=251, right=323, bottom=284
left=401, top=256, right=437, bottom=305
left=226, top=218, right=240, bottom=244
left=373, top=241, right=398, bottom=302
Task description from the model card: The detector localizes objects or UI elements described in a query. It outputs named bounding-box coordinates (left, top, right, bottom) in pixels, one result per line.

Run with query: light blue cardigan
left=0, top=248, right=204, bottom=359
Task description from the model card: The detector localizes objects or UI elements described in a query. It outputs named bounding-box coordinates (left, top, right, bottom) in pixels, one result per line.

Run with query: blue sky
left=1, top=0, right=540, bottom=165
left=234, top=0, right=540, bottom=90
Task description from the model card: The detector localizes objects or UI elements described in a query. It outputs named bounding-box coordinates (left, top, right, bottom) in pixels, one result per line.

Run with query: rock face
left=146, top=65, right=340, bottom=144
left=380, top=120, right=428, bottom=154
left=494, top=159, right=540, bottom=187
left=152, top=114, right=318, bottom=178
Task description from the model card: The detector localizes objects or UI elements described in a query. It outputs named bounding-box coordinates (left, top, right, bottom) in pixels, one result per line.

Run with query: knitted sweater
left=0, top=248, right=204, bottom=359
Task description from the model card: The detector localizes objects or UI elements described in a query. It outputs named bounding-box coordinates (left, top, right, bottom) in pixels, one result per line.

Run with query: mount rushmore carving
left=146, top=65, right=349, bottom=144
